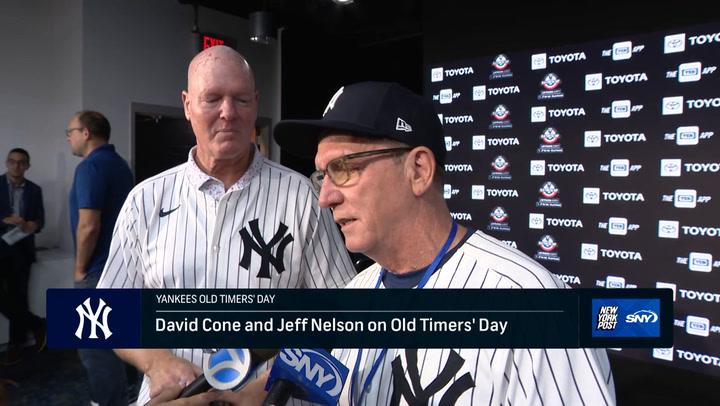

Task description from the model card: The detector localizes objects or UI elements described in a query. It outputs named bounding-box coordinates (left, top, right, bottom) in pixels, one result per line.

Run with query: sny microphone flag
left=265, top=348, right=349, bottom=406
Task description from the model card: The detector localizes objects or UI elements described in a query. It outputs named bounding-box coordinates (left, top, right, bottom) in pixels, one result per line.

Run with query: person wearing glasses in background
left=269, top=81, right=616, bottom=405
left=0, top=148, right=46, bottom=366
left=66, top=111, right=135, bottom=406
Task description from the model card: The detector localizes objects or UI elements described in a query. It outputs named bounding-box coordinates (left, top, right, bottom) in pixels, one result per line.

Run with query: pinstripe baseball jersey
left=98, top=147, right=356, bottom=405
left=290, top=229, right=615, bottom=406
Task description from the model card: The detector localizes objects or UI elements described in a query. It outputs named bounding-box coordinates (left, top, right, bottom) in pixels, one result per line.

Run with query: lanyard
left=351, top=221, right=458, bottom=406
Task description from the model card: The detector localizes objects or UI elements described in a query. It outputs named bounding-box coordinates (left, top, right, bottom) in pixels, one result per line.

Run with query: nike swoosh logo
left=159, top=206, right=180, bottom=218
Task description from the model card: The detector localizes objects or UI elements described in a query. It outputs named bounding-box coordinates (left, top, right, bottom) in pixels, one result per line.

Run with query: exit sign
left=199, top=33, right=236, bottom=51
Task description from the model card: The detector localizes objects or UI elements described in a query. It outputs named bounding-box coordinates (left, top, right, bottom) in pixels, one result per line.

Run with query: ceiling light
left=249, top=11, right=273, bottom=44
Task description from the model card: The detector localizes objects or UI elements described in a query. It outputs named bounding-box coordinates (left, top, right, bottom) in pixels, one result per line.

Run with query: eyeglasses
left=311, top=147, right=412, bottom=192
left=65, top=127, right=83, bottom=137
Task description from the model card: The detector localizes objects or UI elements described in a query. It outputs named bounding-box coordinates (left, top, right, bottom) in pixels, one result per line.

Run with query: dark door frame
left=130, top=102, right=187, bottom=174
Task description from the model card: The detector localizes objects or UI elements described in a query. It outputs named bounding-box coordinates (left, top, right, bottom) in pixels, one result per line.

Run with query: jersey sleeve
left=98, top=189, right=145, bottom=288
left=497, top=348, right=615, bottom=406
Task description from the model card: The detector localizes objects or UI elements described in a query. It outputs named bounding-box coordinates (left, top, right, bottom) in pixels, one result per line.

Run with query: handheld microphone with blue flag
left=178, top=348, right=277, bottom=398
left=262, top=348, right=349, bottom=406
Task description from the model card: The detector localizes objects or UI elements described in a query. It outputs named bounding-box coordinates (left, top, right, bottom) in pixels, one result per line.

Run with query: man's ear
left=407, top=147, right=436, bottom=197
left=181, top=90, right=191, bottom=121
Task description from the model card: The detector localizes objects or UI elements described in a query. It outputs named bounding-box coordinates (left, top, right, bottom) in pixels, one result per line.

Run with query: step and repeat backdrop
left=426, top=22, right=719, bottom=377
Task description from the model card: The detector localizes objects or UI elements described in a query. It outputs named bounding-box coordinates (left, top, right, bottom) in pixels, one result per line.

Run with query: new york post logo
left=592, top=299, right=660, bottom=338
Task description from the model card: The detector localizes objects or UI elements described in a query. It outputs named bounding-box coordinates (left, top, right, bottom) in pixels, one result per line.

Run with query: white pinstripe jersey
left=290, top=229, right=615, bottom=406
left=98, top=148, right=356, bottom=405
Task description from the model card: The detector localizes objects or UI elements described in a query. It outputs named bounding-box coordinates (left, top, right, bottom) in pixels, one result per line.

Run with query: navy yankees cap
left=274, top=81, right=446, bottom=165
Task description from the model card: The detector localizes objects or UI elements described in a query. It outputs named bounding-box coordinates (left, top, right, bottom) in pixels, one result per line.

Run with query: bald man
left=98, top=46, right=355, bottom=405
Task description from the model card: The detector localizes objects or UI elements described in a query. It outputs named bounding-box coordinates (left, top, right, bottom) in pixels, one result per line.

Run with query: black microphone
left=262, top=348, right=349, bottom=406
left=178, top=348, right=277, bottom=398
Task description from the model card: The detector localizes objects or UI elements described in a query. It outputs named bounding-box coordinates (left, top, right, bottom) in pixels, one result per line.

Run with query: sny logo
left=239, top=219, right=294, bottom=279
left=75, top=297, right=113, bottom=339
left=626, top=310, right=659, bottom=323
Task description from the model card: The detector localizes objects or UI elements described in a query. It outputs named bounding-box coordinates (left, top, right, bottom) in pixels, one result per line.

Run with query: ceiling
left=183, top=0, right=423, bottom=46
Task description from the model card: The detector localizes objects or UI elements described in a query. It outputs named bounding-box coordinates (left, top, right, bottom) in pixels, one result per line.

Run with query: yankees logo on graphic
left=390, top=349, right=475, bottom=405
left=75, top=297, right=113, bottom=339
left=239, top=219, right=294, bottom=279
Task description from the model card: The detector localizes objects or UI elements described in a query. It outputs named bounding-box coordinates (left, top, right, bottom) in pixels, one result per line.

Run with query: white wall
left=0, top=0, right=280, bottom=252
left=0, top=0, right=280, bottom=345
left=0, top=0, right=83, bottom=251
left=82, top=0, right=280, bottom=167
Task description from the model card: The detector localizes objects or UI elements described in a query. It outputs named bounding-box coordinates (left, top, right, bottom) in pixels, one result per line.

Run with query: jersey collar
left=185, top=146, right=264, bottom=199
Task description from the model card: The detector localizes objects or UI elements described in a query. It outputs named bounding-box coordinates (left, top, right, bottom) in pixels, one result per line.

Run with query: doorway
left=132, top=103, right=276, bottom=184
left=132, top=103, right=194, bottom=184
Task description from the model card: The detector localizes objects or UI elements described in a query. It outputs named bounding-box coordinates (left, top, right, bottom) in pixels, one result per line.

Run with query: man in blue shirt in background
left=67, top=110, right=134, bottom=406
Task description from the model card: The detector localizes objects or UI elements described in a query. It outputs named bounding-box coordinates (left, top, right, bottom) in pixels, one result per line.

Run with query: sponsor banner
left=601, top=41, right=645, bottom=60
left=674, top=349, right=720, bottom=367
left=430, top=21, right=720, bottom=377
left=534, top=235, right=560, bottom=262
left=676, top=252, right=719, bottom=273
left=488, top=206, right=511, bottom=232
left=595, top=275, right=639, bottom=289
left=538, top=127, right=563, bottom=153
left=664, top=126, right=715, bottom=146
left=489, top=156, right=512, bottom=181
left=598, top=217, right=640, bottom=235
left=430, top=66, right=475, bottom=82
left=490, top=54, right=513, bottom=80
left=489, top=104, right=513, bottom=129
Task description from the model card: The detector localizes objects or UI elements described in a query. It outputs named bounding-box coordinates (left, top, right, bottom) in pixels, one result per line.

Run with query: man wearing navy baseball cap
left=272, top=81, right=615, bottom=405
left=275, top=81, right=446, bottom=167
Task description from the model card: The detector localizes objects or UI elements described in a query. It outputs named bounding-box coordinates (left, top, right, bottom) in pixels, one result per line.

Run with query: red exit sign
left=199, top=33, right=236, bottom=51
left=202, top=34, right=224, bottom=49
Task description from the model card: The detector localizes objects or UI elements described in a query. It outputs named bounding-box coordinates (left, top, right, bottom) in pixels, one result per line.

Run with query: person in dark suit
left=0, top=147, right=46, bottom=365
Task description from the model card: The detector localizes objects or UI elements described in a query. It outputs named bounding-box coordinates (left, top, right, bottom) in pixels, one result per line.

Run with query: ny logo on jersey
left=239, top=219, right=294, bottom=279
left=390, top=349, right=475, bottom=405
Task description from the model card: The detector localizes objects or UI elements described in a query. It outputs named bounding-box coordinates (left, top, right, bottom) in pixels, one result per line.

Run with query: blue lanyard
left=351, top=221, right=458, bottom=406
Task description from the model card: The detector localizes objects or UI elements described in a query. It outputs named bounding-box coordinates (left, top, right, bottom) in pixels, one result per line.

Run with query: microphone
left=178, top=348, right=277, bottom=398
left=262, top=348, right=349, bottom=406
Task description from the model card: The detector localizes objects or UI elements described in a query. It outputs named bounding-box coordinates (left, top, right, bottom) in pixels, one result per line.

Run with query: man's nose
left=219, top=98, right=238, bottom=120
left=318, top=177, right=342, bottom=209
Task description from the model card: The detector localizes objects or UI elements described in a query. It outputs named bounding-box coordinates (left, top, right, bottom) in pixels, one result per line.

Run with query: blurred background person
left=66, top=111, right=135, bottom=406
left=0, top=147, right=45, bottom=366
